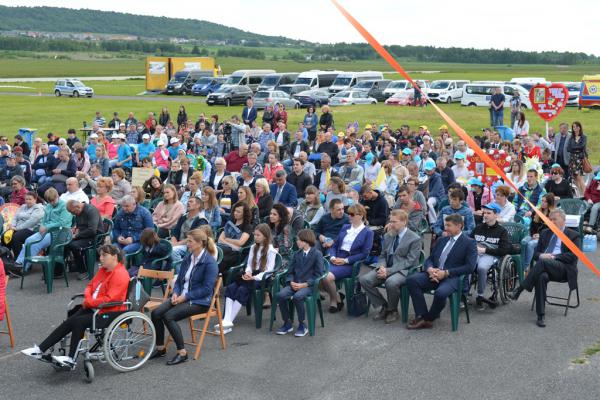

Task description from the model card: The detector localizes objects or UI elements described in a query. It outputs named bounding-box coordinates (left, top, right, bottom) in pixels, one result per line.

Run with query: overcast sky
left=2, top=0, right=598, bottom=55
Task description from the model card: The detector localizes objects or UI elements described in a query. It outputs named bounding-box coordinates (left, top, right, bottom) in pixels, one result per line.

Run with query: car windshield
left=195, top=78, right=212, bottom=85
left=392, top=91, right=410, bottom=98
left=254, top=92, right=269, bottom=98
left=279, top=86, right=292, bottom=94
left=388, top=81, right=407, bottom=89
left=71, top=81, right=85, bottom=87
left=225, top=75, right=244, bottom=85
left=430, top=81, right=450, bottom=90
left=353, top=81, right=373, bottom=89
left=215, top=87, right=232, bottom=93
left=261, top=76, right=280, bottom=85
left=334, top=91, right=350, bottom=98
left=295, top=77, right=313, bottom=85
left=332, top=77, right=353, bottom=86
left=566, top=84, right=580, bottom=91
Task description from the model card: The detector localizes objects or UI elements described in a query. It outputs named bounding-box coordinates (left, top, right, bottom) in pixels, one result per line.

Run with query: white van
left=509, top=77, right=547, bottom=91
left=292, top=70, right=341, bottom=89
left=461, top=82, right=532, bottom=109
left=223, top=69, right=276, bottom=92
left=426, top=80, right=470, bottom=103
left=557, top=82, right=581, bottom=106
left=329, top=71, right=384, bottom=94
left=257, top=73, right=299, bottom=91
left=383, top=79, right=430, bottom=99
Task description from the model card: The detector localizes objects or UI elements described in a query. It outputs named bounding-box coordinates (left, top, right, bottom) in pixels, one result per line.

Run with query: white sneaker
left=214, top=321, right=233, bottom=334
left=52, top=355, right=76, bottom=368
left=21, top=345, right=43, bottom=359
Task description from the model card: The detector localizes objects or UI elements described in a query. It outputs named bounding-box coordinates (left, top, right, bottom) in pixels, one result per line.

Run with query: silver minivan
left=54, top=79, right=94, bottom=98
left=257, top=73, right=299, bottom=91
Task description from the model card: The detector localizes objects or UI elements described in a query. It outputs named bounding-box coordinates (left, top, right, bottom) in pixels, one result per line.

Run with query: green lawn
left=1, top=94, right=598, bottom=162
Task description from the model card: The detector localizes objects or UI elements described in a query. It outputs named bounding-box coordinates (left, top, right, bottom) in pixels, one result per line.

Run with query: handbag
left=582, top=157, right=593, bottom=174
left=128, top=277, right=150, bottom=312
left=347, top=281, right=368, bottom=317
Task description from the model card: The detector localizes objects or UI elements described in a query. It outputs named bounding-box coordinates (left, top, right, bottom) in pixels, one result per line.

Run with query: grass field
left=1, top=94, right=599, bottom=163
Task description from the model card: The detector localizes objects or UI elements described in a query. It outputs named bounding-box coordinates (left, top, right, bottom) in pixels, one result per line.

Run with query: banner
left=467, top=150, right=509, bottom=184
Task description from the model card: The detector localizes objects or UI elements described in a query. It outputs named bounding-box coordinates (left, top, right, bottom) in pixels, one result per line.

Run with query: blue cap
left=482, top=203, right=502, bottom=213
left=414, top=155, right=421, bottom=163
left=424, top=159, right=436, bottom=171
left=454, top=153, right=466, bottom=160
left=595, top=171, right=600, bottom=180
left=551, top=163, right=560, bottom=168
left=365, top=152, right=374, bottom=163
left=402, top=148, right=412, bottom=155
left=468, top=178, right=484, bottom=187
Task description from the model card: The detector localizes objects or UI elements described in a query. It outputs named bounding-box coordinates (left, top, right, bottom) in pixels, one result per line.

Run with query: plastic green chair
left=85, top=218, right=113, bottom=280
left=500, top=222, right=528, bottom=283
left=557, top=198, right=589, bottom=238
left=334, top=260, right=365, bottom=316
left=227, top=253, right=283, bottom=329
left=420, top=271, right=470, bottom=332
left=20, top=227, right=72, bottom=293
left=269, top=257, right=329, bottom=336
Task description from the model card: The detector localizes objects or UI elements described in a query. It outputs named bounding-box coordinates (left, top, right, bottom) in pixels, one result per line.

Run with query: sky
left=1, top=0, right=598, bottom=55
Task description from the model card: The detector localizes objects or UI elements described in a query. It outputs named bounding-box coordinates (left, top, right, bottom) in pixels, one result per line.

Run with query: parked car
left=293, top=89, right=332, bottom=108
left=253, top=90, right=301, bottom=110
left=387, top=80, right=430, bottom=99
left=257, top=73, right=299, bottom=91
left=329, top=90, right=377, bottom=106
left=54, top=79, right=94, bottom=98
left=461, top=82, right=532, bottom=109
left=222, top=69, right=276, bottom=92
left=206, top=85, right=253, bottom=106
left=191, top=77, right=227, bottom=96
left=384, top=92, right=413, bottom=106
left=557, top=82, right=581, bottom=106
left=278, top=84, right=311, bottom=96
left=165, top=69, right=209, bottom=95
left=352, top=79, right=391, bottom=101
left=426, top=80, right=470, bottom=103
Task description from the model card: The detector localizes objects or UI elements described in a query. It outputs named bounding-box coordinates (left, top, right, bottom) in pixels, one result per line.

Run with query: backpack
left=0, top=246, right=15, bottom=272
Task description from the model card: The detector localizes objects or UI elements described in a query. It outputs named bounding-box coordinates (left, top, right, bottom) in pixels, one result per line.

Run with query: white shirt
left=551, top=233, right=563, bottom=255
left=212, top=172, right=225, bottom=189
left=341, top=223, right=365, bottom=252
left=244, top=244, right=277, bottom=281
left=60, top=189, right=90, bottom=204
left=182, top=250, right=204, bottom=298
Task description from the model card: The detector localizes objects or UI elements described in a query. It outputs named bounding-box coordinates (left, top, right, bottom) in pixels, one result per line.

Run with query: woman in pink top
left=91, top=177, right=116, bottom=218
left=154, top=140, right=170, bottom=174
left=263, top=153, right=284, bottom=184
left=152, top=184, right=184, bottom=238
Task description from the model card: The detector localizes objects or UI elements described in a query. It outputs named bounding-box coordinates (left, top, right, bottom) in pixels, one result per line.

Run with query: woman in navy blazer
left=323, top=204, right=374, bottom=312
left=150, top=229, right=218, bottom=366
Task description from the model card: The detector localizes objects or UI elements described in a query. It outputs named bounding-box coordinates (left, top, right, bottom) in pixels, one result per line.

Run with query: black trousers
left=65, top=238, right=95, bottom=273
left=220, top=247, right=240, bottom=275
left=39, top=305, right=119, bottom=358
left=6, top=228, right=34, bottom=257
left=151, top=300, right=208, bottom=350
left=522, top=258, right=568, bottom=317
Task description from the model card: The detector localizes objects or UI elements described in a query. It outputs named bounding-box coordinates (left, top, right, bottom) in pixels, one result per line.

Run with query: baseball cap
left=365, top=124, right=372, bottom=130
left=482, top=203, right=501, bottom=214
left=402, top=148, right=412, bottom=155
left=439, top=124, right=448, bottom=130
left=111, top=133, right=119, bottom=139
left=337, top=131, right=345, bottom=138
left=157, top=140, right=165, bottom=146
left=454, top=153, right=466, bottom=160
left=419, top=125, right=428, bottom=130
left=119, top=122, right=126, bottom=127
left=89, top=133, right=98, bottom=139
left=118, top=133, right=126, bottom=139
left=595, top=171, right=600, bottom=181
left=0, top=145, right=9, bottom=151
left=424, top=159, right=436, bottom=171
left=170, top=137, right=180, bottom=144
left=468, top=177, right=484, bottom=187
left=142, top=133, right=150, bottom=140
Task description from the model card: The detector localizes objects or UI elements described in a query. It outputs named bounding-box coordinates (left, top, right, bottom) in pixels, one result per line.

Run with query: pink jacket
left=152, top=201, right=185, bottom=229
left=467, top=187, right=492, bottom=211
left=154, top=148, right=170, bottom=170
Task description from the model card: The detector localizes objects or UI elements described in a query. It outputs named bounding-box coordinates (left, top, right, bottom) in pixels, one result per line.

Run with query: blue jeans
left=114, top=241, right=141, bottom=255
left=476, top=254, right=498, bottom=296
left=523, top=237, right=538, bottom=271
left=277, top=285, right=312, bottom=323
left=492, top=109, right=504, bottom=127
left=17, top=232, right=52, bottom=271
left=171, top=245, right=187, bottom=272
left=282, top=159, right=293, bottom=174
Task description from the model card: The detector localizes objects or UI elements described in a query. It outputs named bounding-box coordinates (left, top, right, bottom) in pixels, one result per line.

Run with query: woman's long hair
left=269, top=203, right=289, bottom=235
left=250, top=223, right=272, bottom=272
left=533, top=193, right=556, bottom=223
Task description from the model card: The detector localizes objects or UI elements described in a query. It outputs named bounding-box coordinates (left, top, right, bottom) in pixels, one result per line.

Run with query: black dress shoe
left=536, top=316, right=546, bottom=328
left=166, top=353, right=188, bottom=365
left=508, top=286, right=523, bottom=301
left=337, top=292, right=345, bottom=312
left=149, top=348, right=166, bottom=360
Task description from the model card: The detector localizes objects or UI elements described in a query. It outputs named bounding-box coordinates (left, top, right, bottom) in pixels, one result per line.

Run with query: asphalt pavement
left=1, top=248, right=600, bottom=400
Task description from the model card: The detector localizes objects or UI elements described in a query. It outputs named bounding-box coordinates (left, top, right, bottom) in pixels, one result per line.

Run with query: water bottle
left=583, top=234, right=597, bottom=253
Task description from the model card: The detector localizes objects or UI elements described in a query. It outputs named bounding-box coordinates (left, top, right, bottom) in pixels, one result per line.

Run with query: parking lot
left=1, top=247, right=600, bottom=400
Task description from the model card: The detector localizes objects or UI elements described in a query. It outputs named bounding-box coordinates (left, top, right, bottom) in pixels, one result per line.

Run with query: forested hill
left=0, top=6, right=301, bottom=46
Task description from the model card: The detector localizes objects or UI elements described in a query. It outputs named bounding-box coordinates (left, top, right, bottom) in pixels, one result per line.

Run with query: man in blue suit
left=242, top=98, right=257, bottom=126
left=406, top=213, right=477, bottom=329
left=270, top=169, right=298, bottom=207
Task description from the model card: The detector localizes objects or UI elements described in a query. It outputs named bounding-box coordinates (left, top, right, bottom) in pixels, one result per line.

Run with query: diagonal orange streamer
left=331, top=0, right=600, bottom=277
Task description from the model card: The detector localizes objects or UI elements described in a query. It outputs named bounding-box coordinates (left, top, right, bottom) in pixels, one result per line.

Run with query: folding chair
left=138, top=267, right=175, bottom=313
left=0, top=276, right=15, bottom=348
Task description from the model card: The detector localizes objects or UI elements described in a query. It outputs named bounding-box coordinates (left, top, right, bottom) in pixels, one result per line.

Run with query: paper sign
left=529, top=83, right=568, bottom=122
left=131, top=167, right=155, bottom=187
left=468, top=149, right=508, bottom=184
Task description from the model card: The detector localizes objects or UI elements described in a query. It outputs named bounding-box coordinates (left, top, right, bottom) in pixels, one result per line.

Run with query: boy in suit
left=275, top=230, right=324, bottom=337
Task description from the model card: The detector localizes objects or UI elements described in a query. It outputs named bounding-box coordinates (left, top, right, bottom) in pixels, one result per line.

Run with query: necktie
left=325, top=168, right=331, bottom=187
left=274, top=186, right=282, bottom=203
left=387, top=234, right=400, bottom=267
left=545, top=234, right=558, bottom=254
left=438, top=238, right=455, bottom=270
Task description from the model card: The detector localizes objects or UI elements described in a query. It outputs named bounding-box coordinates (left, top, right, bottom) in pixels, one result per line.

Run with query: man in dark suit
left=406, top=213, right=477, bottom=329
left=287, top=158, right=312, bottom=199
left=270, top=169, right=298, bottom=207
left=359, top=210, right=422, bottom=324
left=242, top=98, right=257, bottom=126
left=509, top=209, right=579, bottom=327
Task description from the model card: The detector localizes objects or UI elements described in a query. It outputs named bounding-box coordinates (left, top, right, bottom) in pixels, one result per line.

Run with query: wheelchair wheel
left=499, top=256, right=518, bottom=304
left=103, top=311, right=156, bottom=373
left=84, top=361, right=94, bottom=383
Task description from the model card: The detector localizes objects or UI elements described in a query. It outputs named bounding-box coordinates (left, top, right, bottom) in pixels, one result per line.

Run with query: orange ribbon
left=331, top=0, right=600, bottom=277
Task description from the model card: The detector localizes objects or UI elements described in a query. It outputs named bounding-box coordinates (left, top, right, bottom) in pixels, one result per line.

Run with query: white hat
left=89, top=133, right=98, bottom=139
left=142, top=133, right=150, bottom=140
left=157, top=140, right=165, bottom=146
left=118, top=133, right=126, bottom=139
left=111, top=133, right=119, bottom=139
left=170, top=137, right=180, bottom=144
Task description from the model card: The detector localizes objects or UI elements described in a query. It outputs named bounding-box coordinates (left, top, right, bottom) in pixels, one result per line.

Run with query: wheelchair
left=46, top=292, right=156, bottom=383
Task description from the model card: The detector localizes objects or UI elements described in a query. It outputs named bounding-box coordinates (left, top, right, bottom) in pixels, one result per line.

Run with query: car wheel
left=315, top=101, right=321, bottom=108
left=73, top=91, right=80, bottom=98
left=371, top=101, right=376, bottom=104
left=54, top=90, right=61, bottom=97
left=521, top=104, right=527, bottom=110
left=225, top=98, right=231, bottom=107
left=446, top=97, right=452, bottom=104
left=294, top=103, right=300, bottom=109
left=468, top=102, right=477, bottom=107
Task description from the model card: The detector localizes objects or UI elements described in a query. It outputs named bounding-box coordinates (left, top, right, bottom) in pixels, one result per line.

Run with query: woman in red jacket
left=21, top=244, right=129, bottom=367
left=584, top=172, right=600, bottom=231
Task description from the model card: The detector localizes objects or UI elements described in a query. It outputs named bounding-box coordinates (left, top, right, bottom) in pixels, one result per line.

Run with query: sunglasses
left=552, top=172, right=560, bottom=175
left=348, top=212, right=356, bottom=217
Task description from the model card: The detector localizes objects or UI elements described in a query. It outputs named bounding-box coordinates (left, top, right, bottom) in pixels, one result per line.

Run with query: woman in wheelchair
left=150, top=228, right=218, bottom=366
left=21, top=245, right=130, bottom=367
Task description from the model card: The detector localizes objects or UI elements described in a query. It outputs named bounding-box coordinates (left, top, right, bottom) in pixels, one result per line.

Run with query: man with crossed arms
left=359, top=209, right=421, bottom=324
